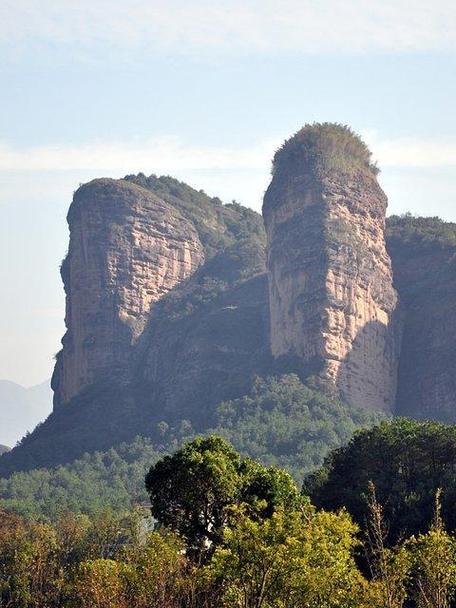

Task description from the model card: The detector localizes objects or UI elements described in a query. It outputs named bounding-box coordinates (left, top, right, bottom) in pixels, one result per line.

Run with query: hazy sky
left=1, top=0, right=456, bottom=386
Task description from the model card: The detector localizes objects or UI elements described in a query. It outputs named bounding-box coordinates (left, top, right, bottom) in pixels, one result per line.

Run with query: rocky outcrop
left=0, top=178, right=268, bottom=474
left=137, top=249, right=269, bottom=427
left=387, top=216, right=456, bottom=422
left=52, top=179, right=204, bottom=408
left=7, top=127, right=456, bottom=478
left=263, top=124, right=401, bottom=412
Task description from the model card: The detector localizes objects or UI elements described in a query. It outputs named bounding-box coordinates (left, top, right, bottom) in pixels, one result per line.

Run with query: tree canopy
left=145, top=435, right=300, bottom=559
left=305, top=418, right=456, bottom=543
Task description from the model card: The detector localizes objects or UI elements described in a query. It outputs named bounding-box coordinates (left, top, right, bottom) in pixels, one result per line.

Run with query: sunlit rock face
left=52, top=178, right=204, bottom=408
left=263, top=124, right=401, bottom=412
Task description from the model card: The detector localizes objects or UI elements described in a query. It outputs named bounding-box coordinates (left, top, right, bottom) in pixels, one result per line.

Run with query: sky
left=1, top=0, right=456, bottom=387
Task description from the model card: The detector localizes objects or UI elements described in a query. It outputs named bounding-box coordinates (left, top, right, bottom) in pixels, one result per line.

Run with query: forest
left=0, top=375, right=383, bottom=519
left=3, top=424, right=456, bottom=607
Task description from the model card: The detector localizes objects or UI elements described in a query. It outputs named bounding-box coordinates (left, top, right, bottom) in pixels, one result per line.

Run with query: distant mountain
left=0, top=445, right=10, bottom=456
left=0, top=380, right=52, bottom=447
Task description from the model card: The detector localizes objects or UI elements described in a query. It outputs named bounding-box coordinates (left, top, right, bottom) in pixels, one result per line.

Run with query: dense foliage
left=387, top=214, right=456, bottom=249
left=146, top=436, right=300, bottom=559
left=272, top=122, right=379, bottom=177
left=0, top=438, right=161, bottom=520
left=210, top=374, right=385, bottom=480
left=2, top=437, right=456, bottom=608
left=0, top=375, right=383, bottom=519
left=305, top=418, right=456, bottom=543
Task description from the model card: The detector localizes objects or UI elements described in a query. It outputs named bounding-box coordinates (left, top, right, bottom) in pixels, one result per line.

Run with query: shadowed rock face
left=52, top=179, right=204, bottom=408
left=386, top=216, right=456, bottom=422
left=263, top=124, right=401, bottom=412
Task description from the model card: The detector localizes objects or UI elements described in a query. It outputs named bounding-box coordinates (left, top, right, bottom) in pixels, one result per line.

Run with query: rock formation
left=52, top=178, right=204, bottom=408
left=386, top=216, right=456, bottom=422
left=5, top=125, right=456, bottom=477
left=0, top=177, right=269, bottom=474
left=263, top=124, right=401, bottom=412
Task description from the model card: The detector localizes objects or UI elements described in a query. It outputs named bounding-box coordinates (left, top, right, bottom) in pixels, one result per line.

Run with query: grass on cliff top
left=272, top=122, right=379, bottom=177
left=124, top=173, right=266, bottom=259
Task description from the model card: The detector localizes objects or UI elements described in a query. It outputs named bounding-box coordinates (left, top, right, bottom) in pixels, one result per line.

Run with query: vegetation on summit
left=272, top=122, right=380, bottom=176
left=124, top=173, right=266, bottom=260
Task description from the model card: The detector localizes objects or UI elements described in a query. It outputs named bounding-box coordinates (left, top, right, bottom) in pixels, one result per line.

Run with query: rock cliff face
left=137, top=253, right=269, bottom=427
left=263, top=124, right=400, bottom=412
left=52, top=178, right=204, bottom=408
left=0, top=176, right=269, bottom=474
left=386, top=216, right=456, bottom=422
left=5, top=125, right=456, bottom=478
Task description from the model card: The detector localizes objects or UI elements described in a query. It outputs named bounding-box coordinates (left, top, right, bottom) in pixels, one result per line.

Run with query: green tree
left=212, top=504, right=370, bottom=608
left=145, top=436, right=300, bottom=559
left=305, top=418, right=456, bottom=542
left=408, top=491, right=456, bottom=608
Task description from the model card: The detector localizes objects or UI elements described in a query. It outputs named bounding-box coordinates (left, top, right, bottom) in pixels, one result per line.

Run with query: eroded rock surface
left=263, top=124, right=401, bottom=411
left=52, top=178, right=204, bottom=408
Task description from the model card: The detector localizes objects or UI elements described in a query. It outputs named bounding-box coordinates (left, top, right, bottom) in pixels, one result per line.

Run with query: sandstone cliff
left=263, top=124, right=401, bottom=412
left=52, top=178, right=204, bottom=408
left=4, top=127, right=456, bottom=478
left=387, top=216, right=456, bottom=422
left=0, top=177, right=269, bottom=474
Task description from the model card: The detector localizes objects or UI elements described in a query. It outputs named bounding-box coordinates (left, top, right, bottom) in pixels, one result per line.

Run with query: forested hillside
left=0, top=375, right=382, bottom=519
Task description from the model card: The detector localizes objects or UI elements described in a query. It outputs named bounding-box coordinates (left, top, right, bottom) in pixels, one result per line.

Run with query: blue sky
left=1, top=0, right=456, bottom=386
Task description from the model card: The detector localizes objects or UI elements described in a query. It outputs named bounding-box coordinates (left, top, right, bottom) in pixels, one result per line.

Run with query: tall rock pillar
left=263, top=124, right=401, bottom=412
left=51, top=179, right=204, bottom=409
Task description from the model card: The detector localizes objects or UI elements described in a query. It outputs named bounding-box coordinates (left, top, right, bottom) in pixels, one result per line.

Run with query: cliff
left=52, top=178, right=204, bottom=408
left=0, top=177, right=269, bottom=474
left=263, top=124, right=401, bottom=412
left=3, top=125, right=456, bottom=478
left=386, top=215, right=456, bottom=422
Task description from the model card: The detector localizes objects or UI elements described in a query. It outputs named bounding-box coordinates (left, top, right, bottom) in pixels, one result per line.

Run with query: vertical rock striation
left=52, top=178, right=204, bottom=408
left=263, top=124, right=401, bottom=412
